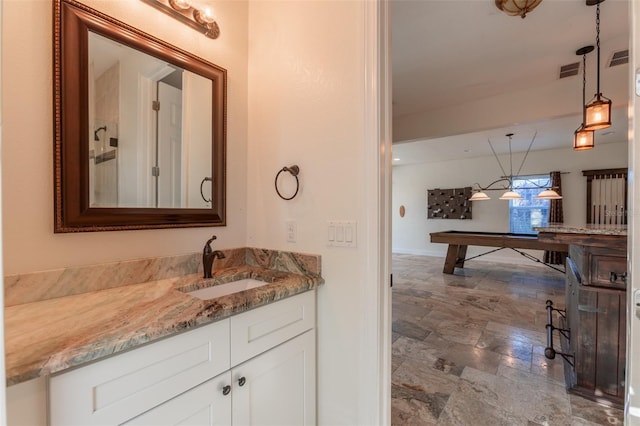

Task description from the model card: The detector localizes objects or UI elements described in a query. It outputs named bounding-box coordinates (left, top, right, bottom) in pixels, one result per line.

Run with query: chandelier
left=469, top=133, right=562, bottom=201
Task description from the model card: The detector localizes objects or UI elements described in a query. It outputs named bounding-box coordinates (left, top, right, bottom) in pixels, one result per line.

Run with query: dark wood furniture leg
left=443, top=244, right=467, bottom=274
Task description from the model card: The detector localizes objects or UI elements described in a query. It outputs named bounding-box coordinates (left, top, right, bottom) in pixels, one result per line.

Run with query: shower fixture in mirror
left=54, top=0, right=227, bottom=232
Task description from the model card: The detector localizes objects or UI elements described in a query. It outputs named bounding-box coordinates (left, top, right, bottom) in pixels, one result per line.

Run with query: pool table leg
left=443, top=244, right=468, bottom=274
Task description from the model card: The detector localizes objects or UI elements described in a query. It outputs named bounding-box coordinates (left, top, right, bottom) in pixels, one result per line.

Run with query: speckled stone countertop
left=535, top=223, right=627, bottom=236
left=4, top=248, right=323, bottom=386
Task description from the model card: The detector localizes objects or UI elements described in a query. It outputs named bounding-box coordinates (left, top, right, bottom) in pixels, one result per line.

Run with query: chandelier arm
left=478, top=178, right=511, bottom=191
left=488, top=139, right=508, bottom=178
left=515, top=131, right=537, bottom=177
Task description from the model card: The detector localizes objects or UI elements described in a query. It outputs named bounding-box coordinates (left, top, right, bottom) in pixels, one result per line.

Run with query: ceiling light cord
left=596, top=3, right=601, bottom=96
left=515, top=132, right=537, bottom=178
left=488, top=138, right=508, bottom=178
left=508, top=134, right=513, bottom=182
left=582, top=51, right=588, bottom=122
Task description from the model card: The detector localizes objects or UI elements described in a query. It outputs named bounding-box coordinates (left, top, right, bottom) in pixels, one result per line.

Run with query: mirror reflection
left=88, top=31, right=213, bottom=209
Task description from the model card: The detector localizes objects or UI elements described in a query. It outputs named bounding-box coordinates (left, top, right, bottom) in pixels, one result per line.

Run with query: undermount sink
left=186, top=278, right=271, bottom=300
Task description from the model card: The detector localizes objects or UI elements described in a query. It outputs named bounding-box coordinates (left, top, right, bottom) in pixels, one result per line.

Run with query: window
left=509, top=176, right=551, bottom=235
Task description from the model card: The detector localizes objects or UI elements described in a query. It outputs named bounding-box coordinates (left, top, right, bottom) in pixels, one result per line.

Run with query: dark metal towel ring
left=200, top=177, right=212, bottom=203
left=275, top=165, right=300, bottom=200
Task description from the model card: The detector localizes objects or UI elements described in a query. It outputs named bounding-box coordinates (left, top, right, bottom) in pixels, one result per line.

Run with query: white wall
left=1, top=0, right=249, bottom=275
left=246, top=1, right=380, bottom=423
left=393, top=141, right=628, bottom=263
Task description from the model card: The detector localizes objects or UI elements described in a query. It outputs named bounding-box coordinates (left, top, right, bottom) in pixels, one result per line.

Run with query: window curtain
left=543, top=171, right=565, bottom=265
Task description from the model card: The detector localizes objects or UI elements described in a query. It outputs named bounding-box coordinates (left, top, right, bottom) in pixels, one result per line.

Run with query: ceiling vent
left=559, top=62, right=580, bottom=79
left=609, top=49, right=629, bottom=67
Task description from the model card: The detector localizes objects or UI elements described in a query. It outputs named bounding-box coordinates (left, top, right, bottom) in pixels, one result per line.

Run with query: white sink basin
left=186, top=278, right=271, bottom=300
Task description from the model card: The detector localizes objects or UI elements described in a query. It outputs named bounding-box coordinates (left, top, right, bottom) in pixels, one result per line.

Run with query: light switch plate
left=327, top=221, right=357, bottom=247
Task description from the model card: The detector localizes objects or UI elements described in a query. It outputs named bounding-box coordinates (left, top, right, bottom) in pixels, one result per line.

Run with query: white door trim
left=360, top=0, right=392, bottom=424
left=626, top=1, right=639, bottom=424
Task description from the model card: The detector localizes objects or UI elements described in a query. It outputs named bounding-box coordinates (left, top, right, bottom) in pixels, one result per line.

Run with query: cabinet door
left=124, top=372, right=232, bottom=426
left=232, top=330, right=316, bottom=426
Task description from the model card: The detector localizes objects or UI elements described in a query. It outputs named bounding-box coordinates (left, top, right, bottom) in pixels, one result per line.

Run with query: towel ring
left=200, top=177, right=212, bottom=203
left=275, top=165, right=300, bottom=200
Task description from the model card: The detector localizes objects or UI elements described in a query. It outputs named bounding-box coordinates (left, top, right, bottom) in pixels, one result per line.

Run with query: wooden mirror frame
left=54, top=0, right=226, bottom=232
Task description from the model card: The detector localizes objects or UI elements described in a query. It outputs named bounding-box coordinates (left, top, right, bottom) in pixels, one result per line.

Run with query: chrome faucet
left=203, top=235, right=225, bottom=278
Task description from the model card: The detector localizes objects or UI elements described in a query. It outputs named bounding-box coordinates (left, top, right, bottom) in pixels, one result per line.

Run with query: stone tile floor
left=391, top=254, right=624, bottom=425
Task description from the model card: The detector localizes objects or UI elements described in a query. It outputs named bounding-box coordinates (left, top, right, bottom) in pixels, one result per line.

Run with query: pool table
left=429, top=230, right=569, bottom=274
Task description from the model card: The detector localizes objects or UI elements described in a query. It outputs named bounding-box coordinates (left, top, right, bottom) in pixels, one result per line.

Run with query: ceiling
left=391, top=0, right=630, bottom=165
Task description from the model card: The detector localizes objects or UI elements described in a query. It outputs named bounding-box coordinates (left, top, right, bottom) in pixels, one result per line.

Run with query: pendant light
left=574, top=45, right=595, bottom=150
left=469, top=191, right=490, bottom=201
left=584, top=0, right=612, bottom=130
left=499, top=189, right=522, bottom=200
left=536, top=189, right=563, bottom=200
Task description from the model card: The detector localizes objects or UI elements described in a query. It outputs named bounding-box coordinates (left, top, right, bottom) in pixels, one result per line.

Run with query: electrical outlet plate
left=327, top=221, right=356, bottom=247
left=286, top=220, right=297, bottom=243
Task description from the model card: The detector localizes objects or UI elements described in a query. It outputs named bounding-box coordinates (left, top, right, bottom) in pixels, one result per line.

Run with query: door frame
left=363, top=0, right=392, bottom=424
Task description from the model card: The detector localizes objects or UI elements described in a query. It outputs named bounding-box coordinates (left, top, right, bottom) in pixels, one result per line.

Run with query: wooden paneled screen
left=583, top=168, right=628, bottom=225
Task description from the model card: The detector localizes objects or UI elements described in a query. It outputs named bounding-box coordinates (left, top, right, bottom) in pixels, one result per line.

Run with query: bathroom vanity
left=50, top=291, right=316, bottom=425
left=5, top=248, right=323, bottom=425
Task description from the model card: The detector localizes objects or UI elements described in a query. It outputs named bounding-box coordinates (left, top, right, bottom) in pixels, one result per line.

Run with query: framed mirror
left=54, top=0, right=226, bottom=232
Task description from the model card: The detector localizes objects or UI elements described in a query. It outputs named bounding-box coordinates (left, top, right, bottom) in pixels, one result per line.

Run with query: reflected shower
left=94, top=126, right=107, bottom=141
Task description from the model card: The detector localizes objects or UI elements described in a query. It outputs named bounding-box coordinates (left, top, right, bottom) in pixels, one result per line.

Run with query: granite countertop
left=535, top=223, right=627, bottom=236
left=5, top=262, right=323, bottom=386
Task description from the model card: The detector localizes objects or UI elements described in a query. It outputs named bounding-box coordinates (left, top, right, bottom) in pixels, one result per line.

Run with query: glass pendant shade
left=573, top=126, right=595, bottom=150
left=469, top=191, right=490, bottom=201
left=499, top=190, right=522, bottom=200
left=536, top=189, right=562, bottom=200
left=584, top=96, right=612, bottom=130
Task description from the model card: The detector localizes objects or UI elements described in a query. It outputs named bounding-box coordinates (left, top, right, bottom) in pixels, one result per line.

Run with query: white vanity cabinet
left=48, top=290, right=316, bottom=426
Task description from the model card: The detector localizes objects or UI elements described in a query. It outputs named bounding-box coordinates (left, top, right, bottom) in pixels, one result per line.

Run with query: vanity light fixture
left=495, top=0, right=543, bottom=18
left=141, top=0, right=220, bottom=39
left=574, top=45, right=595, bottom=150
left=583, top=0, right=612, bottom=130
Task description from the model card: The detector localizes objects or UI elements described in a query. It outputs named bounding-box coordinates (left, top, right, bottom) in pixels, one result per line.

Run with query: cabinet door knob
left=238, top=376, right=246, bottom=387
left=222, top=385, right=231, bottom=395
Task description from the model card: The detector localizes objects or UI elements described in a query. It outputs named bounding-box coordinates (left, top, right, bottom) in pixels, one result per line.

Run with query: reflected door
left=157, top=82, right=182, bottom=208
